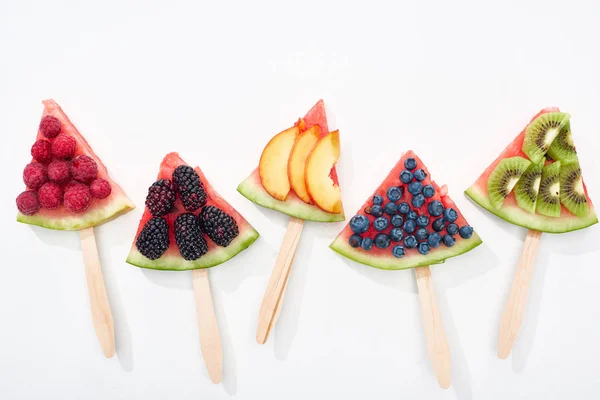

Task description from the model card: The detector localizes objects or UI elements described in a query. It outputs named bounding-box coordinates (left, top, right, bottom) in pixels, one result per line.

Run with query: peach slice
left=259, top=126, right=300, bottom=201
left=296, top=118, right=307, bottom=132
left=305, top=130, right=342, bottom=213
left=287, top=125, right=321, bottom=204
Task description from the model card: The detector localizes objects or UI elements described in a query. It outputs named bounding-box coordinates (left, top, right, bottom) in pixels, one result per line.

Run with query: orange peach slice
left=305, top=130, right=342, bottom=213
left=287, top=125, right=321, bottom=204
left=259, top=126, right=300, bottom=201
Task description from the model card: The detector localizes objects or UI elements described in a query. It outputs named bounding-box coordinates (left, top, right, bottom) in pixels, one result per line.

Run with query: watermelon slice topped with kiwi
left=330, top=151, right=482, bottom=270
left=16, top=99, right=134, bottom=230
left=126, top=153, right=259, bottom=271
left=465, top=108, right=598, bottom=233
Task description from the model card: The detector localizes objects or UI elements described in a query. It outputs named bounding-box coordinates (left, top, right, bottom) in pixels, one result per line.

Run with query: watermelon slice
left=330, top=151, right=482, bottom=270
left=17, top=100, right=134, bottom=230
left=237, top=100, right=345, bottom=222
left=465, top=108, right=598, bottom=233
left=126, top=153, right=259, bottom=271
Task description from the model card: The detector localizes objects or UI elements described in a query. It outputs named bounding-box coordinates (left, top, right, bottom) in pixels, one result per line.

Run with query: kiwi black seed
left=547, top=121, right=578, bottom=164
left=514, top=159, right=544, bottom=214
left=522, top=112, right=570, bottom=164
left=536, top=161, right=561, bottom=217
left=487, top=156, right=531, bottom=209
left=559, top=162, right=589, bottom=217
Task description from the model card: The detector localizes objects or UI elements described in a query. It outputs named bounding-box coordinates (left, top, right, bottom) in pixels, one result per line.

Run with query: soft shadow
left=541, top=226, right=600, bottom=256
left=141, top=268, right=193, bottom=291
left=217, top=235, right=271, bottom=295
left=30, top=225, right=79, bottom=251
left=211, top=278, right=238, bottom=396
left=433, top=243, right=500, bottom=289
left=340, top=256, right=417, bottom=293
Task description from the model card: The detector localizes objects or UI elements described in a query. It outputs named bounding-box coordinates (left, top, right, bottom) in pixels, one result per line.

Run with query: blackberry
left=174, top=213, right=208, bottom=261
left=180, top=186, right=207, bottom=212
left=172, top=165, right=207, bottom=211
left=136, top=217, right=170, bottom=260
left=199, top=205, right=239, bottom=247
left=145, top=179, right=176, bottom=216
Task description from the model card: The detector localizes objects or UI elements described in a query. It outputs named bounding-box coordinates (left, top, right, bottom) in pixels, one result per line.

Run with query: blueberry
left=414, top=169, right=427, bottom=181
left=403, top=219, right=416, bottom=233
left=416, top=215, right=430, bottom=227
left=349, top=234, right=362, bottom=248
left=390, top=228, right=404, bottom=242
left=408, top=181, right=423, bottom=195
left=443, top=208, right=458, bottom=223
left=422, top=184, right=435, bottom=198
left=442, top=234, right=455, bottom=247
left=374, top=233, right=391, bottom=249
left=373, top=217, right=389, bottom=231
left=404, top=235, right=417, bottom=249
left=373, top=195, right=383, bottom=205
left=364, top=206, right=372, bottom=214
left=392, top=245, right=406, bottom=258
left=428, top=200, right=444, bottom=217
left=446, top=223, right=459, bottom=236
left=417, top=242, right=430, bottom=255
left=416, top=227, right=429, bottom=241
left=371, top=205, right=383, bottom=218
left=412, top=194, right=425, bottom=208
left=407, top=210, right=418, bottom=220
left=349, top=215, right=370, bottom=234
left=459, top=226, right=474, bottom=239
left=384, top=202, right=398, bottom=215
left=404, top=157, right=417, bottom=170
left=391, top=214, right=404, bottom=227
left=386, top=186, right=403, bottom=202
left=428, top=232, right=442, bottom=248
left=432, top=217, right=445, bottom=232
left=400, top=170, right=413, bottom=184
left=398, top=202, right=410, bottom=214
left=362, top=237, right=373, bottom=250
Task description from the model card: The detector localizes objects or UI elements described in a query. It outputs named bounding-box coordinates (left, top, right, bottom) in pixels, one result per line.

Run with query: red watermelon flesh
left=126, top=153, right=259, bottom=271
left=330, top=151, right=482, bottom=270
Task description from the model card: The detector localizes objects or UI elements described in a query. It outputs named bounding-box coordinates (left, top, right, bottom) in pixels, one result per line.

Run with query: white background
left=1, top=1, right=599, bottom=399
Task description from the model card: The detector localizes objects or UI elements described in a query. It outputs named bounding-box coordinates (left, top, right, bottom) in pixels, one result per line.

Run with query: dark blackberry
left=180, top=186, right=207, bottom=212
left=136, top=217, right=170, bottom=260
left=199, top=205, right=239, bottom=247
left=172, top=165, right=207, bottom=212
left=174, top=213, right=208, bottom=261
left=145, top=179, right=176, bottom=216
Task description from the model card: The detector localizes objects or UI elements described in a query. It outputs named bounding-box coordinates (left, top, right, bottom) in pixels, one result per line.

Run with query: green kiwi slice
left=487, top=156, right=531, bottom=209
left=560, top=162, right=589, bottom=217
left=536, top=161, right=561, bottom=217
left=522, top=112, right=570, bottom=164
left=514, top=158, right=544, bottom=213
left=547, top=121, right=578, bottom=164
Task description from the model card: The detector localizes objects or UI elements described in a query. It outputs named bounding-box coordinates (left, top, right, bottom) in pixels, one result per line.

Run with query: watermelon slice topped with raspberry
left=16, top=100, right=134, bottom=230
left=126, top=153, right=259, bottom=271
left=330, top=151, right=482, bottom=270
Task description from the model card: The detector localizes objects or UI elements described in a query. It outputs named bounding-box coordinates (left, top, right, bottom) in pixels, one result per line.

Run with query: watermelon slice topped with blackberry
left=126, top=153, right=259, bottom=270
left=330, top=151, right=482, bottom=270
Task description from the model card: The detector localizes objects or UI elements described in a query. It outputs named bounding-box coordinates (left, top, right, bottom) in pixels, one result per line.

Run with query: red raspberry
left=71, top=155, right=98, bottom=183
left=51, top=134, right=77, bottom=159
left=23, top=162, right=48, bottom=190
left=39, top=115, right=62, bottom=138
left=31, top=140, right=52, bottom=163
left=16, top=191, right=40, bottom=215
left=47, top=161, right=71, bottom=184
left=38, top=182, right=63, bottom=209
left=64, top=182, right=91, bottom=213
left=90, top=178, right=112, bottom=199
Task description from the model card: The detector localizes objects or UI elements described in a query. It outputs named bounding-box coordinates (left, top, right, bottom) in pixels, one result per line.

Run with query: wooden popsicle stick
left=498, top=229, right=543, bottom=359
left=256, top=217, right=304, bottom=344
left=79, top=227, right=115, bottom=358
left=415, top=265, right=451, bottom=389
left=273, top=252, right=293, bottom=325
left=192, top=268, right=223, bottom=384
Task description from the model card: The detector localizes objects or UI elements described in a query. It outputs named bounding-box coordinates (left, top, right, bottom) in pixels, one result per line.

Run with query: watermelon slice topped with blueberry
left=330, top=151, right=482, bottom=270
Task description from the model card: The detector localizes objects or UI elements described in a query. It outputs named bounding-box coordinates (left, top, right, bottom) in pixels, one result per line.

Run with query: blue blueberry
left=349, top=234, right=362, bottom=248
left=422, top=184, right=435, bottom=198
left=446, top=223, right=459, bottom=236
left=404, top=235, right=418, bottom=249
left=407, top=210, right=418, bottom=220
left=361, top=237, right=373, bottom=251
left=349, top=215, right=369, bottom=234
left=371, top=205, right=383, bottom=218
left=432, top=217, right=445, bottom=232
left=400, top=170, right=413, bottom=184
left=416, top=215, right=430, bottom=227
left=443, top=208, right=458, bottom=223
left=428, top=232, right=442, bottom=248
left=374, top=217, right=388, bottom=231
left=392, top=245, right=406, bottom=258
left=417, top=242, right=430, bottom=255
left=416, top=227, right=429, bottom=241
left=408, top=181, right=423, bottom=195
left=386, top=186, right=403, bottom=202
left=459, top=226, right=474, bottom=239
left=414, top=169, right=427, bottom=181
left=403, top=219, right=416, bottom=234
left=404, top=157, right=417, bottom=170
left=390, top=228, right=404, bottom=242
left=391, top=214, right=404, bottom=227
left=372, top=195, right=383, bottom=205
left=412, top=194, right=425, bottom=208
left=428, top=200, right=444, bottom=217
left=384, top=202, right=398, bottom=215
left=442, top=234, right=455, bottom=247
left=398, top=202, right=410, bottom=214
left=374, top=233, right=391, bottom=249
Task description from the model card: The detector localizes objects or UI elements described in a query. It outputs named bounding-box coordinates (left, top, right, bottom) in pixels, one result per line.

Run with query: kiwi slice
left=487, top=156, right=531, bottom=209
left=536, top=161, right=561, bottom=217
left=560, top=162, right=589, bottom=217
left=547, top=121, right=578, bottom=164
left=522, top=112, right=570, bottom=164
left=514, top=158, right=544, bottom=213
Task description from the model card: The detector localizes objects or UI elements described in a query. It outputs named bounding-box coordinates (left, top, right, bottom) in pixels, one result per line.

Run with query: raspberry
left=31, top=140, right=52, bottom=163
left=51, top=134, right=76, bottom=159
left=136, top=217, right=170, bottom=260
left=71, top=155, right=98, bottom=183
left=199, top=205, right=239, bottom=247
left=90, top=178, right=112, bottom=199
left=174, top=213, right=208, bottom=261
left=145, top=179, right=176, bottom=216
left=64, top=182, right=91, bottom=213
left=47, top=161, right=71, bottom=184
left=38, top=182, right=63, bottom=209
left=23, top=162, right=48, bottom=190
left=39, top=115, right=62, bottom=138
left=16, top=191, right=40, bottom=216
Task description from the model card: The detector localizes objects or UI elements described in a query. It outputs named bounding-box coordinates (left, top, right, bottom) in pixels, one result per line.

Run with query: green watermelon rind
left=330, top=233, right=482, bottom=271
left=465, top=185, right=598, bottom=233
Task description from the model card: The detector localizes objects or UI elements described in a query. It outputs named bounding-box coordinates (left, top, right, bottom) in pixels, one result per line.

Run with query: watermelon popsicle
left=16, top=100, right=135, bottom=357
left=465, top=108, right=598, bottom=359
left=237, top=100, right=345, bottom=344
